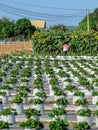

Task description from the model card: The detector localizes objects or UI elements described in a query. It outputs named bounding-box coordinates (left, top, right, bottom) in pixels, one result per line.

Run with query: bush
left=32, top=30, right=98, bottom=56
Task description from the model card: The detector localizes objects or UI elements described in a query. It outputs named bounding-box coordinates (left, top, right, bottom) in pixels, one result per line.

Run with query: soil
left=0, top=41, right=33, bottom=57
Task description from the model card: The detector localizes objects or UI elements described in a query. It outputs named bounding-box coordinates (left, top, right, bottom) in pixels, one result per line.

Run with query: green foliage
left=0, top=107, right=17, bottom=115
left=20, top=118, right=44, bottom=129
left=48, top=107, right=66, bottom=118
left=0, top=17, right=36, bottom=40
left=75, top=99, right=88, bottom=106
left=32, top=30, right=68, bottom=55
left=49, top=24, right=68, bottom=31
left=78, top=8, right=98, bottom=31
left=55, top=98, right=68, bottom=105
left=0, top=77, right=3, bottom=82
left=64, top=84, right=77, bottom=92
left=69, top=30, right=98, bottom=56
left=35, top=91, right=46, bottom=98
left=0, top=120, right=10, bottom=129
left=14, top=18, right=36, bottom=39
left=54, top=89, right=66, bottom=96
left=92, top=91, right=98, bottom=96
left=6, top=77, right=17, bottom=84
left=32, top=29, right=98, bottom=56
left=77, top=109, right=91, bottom=117
left=29, top=98, right=43, bottom=104
left=73, top=121, right=90, bottom=130
left=16, top=85, right=30, bottom=92
left=74, top=91, right=84, bottom=97
left=57, top=71, right=70, bottom=77
left=24, top=108, right=40, bottom=118
left=0, top=85, right=11, bottom=90
left=49, top=119, right=69, bottom=130
left=0, top=17, right=15, bottom=39
left=11, top=95, right=23, bottom=104
left=21, top=67, right=32, bottom=77
left=94, top=110, right=98, bottom=116
left=0, top=71, right=6, bottom=76
left=0, top=91, right=7, bottom=96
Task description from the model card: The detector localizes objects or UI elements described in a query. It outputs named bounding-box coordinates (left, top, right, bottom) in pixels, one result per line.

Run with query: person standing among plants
left=62, top=43, right=69, bottom=55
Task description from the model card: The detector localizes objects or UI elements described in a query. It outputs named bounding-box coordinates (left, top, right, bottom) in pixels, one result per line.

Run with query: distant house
left=31, top=20, right=46, bottom=29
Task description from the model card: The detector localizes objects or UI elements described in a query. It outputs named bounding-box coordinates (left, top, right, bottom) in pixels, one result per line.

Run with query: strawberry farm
left=0, top=54, right=98, bottom=130
left=0, top=5, right=98, bottom=130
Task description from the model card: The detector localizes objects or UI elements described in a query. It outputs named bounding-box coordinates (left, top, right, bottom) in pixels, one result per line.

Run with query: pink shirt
left=63, top=44, right=69, bottom=49
left=63, top=44, right=69, bottom=51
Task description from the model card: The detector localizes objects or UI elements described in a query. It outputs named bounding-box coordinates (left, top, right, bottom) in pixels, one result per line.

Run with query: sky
left=0, top=0, right=98, bottom=27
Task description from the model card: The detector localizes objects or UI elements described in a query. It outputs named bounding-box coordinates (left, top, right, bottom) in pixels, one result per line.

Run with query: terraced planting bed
left=0, top=55, right=98, bottom=130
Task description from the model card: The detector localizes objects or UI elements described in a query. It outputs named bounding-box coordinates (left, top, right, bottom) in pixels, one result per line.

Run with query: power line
left=0, top=3, right=85, bottom=18
left=0, top=0, right=89, bottom=26
left=1, top=0, right=88, bottom=11
left=0, top=3, right=85, bottom=20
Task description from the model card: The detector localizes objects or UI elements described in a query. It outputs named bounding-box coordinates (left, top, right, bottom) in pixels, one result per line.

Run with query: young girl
left=62, top=43, right=69, bottom=54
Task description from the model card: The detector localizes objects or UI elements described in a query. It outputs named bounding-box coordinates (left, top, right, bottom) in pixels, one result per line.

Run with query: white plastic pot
left=1, top=114, right=16, bottom=124
left=73, top=96, right=84, bottom=104
left=0, top=102, right=3, bottom=112
left=52, top=114, right=67, bottom=121
left=92, top=96, right=98, bottom=104
left=77, top=115, right=92, bottom=126
left=75, top=105, right=88, bottom=112
left=33, top=88, right=42, bottom=96
left=11, top=103, right=23, bottom=114
left=95, top=116, right=98, bottom=127
left=0, top=95, right=8, bottom=104
left=1, top=89, right=11, bottom=96
left=31, top=103, right=44, bottom=114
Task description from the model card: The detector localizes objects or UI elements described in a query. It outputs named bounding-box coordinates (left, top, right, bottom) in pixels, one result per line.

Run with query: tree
left=93, top=8, right=98, bottom=31
left=49, top=24, right=68, bottom=31
left=14, top=18, right=36, bottom=40
left=94, top=8, right=98, bottom=17
left=78, top=8, right=98, bottom=31
left=1, top=22, right=15, bottom=39
left=0, top=17, right=15, bottom=39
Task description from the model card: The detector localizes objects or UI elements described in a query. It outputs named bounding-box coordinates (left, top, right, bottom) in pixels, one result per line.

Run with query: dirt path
left=0, top=41, right=33, bottom=57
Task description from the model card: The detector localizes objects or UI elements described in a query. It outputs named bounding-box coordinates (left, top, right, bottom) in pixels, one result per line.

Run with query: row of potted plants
left=0, top=55, right=98, bottom=129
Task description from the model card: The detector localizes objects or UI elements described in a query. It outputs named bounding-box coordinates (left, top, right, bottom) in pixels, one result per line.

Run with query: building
left=31, top=20, right=46, bottom=29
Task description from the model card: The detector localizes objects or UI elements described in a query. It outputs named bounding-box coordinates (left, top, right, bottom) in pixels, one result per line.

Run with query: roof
left=31, top=20, right=46, bottom=29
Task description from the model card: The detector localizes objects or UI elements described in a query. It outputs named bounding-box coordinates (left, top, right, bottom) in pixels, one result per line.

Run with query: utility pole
left=86, top=9, right=90, bottom=31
